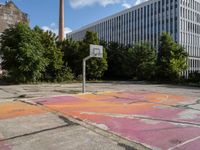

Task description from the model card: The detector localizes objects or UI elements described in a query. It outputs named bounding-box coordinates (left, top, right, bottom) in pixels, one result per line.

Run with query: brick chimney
left=59, top=0, right=64, bottom=41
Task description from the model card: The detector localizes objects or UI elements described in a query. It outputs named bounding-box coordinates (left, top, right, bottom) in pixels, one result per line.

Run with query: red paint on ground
left=34, top=91, right=200, bottom=150
left=0, top=140, right=11, bottom=150
left=173, top=138, right=200, bottom=150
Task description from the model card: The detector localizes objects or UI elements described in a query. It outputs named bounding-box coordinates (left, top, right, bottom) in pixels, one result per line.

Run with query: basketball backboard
left=90, top=44, right=103, bottom=58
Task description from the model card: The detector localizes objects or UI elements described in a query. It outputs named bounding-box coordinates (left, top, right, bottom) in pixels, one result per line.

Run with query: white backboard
left=90, top=44, right=103, bottom=58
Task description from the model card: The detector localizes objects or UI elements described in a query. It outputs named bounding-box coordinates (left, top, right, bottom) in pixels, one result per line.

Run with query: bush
left=129, top=43, right=156, bottom=80
left=0, top=23, right=48, bottom=83
left=188, top=71, right=200, bottom=83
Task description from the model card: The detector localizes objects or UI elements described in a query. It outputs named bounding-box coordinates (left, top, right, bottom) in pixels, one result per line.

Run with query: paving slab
left=0, top=100, right=137, bottom=150
left=34, top=91, right=200, bottom=150
left=5, top=126, right=128, bottom=150
left=0, top=83, right=200, bottom=102
left=0, top=101, right=46, bottom=120
left=0, top=83, right=200, bottom=150
left=0, top=112, right=68, bottom=139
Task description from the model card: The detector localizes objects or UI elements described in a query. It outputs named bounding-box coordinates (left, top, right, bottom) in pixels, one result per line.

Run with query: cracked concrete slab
left=0, top=83, right=200, bottom=102
left=0, top=113, right=68, bottom=139
left=5, top=126, right=129, bottom=150
left=0, top=83, right=200, bottom=150
left=34, top=91, right=200, bottom=150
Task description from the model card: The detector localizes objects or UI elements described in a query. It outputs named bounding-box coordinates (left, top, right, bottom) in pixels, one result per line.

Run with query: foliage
left=82, top=31, right=108, bottom=79
left=0, top=23, right=48, bottom=83
left=188, top=71, right=200, bottom=83
left=156, top=32, right=188, bottom=81
left=103, top=42, right=132, bottom=79
left=0, top=25, right=191, bottom=83
left=61, top=31, right=108, bottom=79
left=129, top=43, right=156, bottom=80
left=34, top=26, right=67, bottom=82
left=56, top=64, right=74, bottom=82
left=61, top=38, right=80, bottom=77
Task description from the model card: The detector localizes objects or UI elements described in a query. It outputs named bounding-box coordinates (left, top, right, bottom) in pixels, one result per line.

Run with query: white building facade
left=66, top=0, right=200, bottom=75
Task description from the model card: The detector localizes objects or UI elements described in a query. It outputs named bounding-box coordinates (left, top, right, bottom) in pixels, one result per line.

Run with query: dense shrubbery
left=0, top=23, right=48, bottom=83
left=188, top=71, right=200, bottom=83
left=0, top=23, right=107, bottom=83
left=156, top=32, right=188, bottom=82
left=103, top=32, right=188, bottom=82
left=61, top=31, right=108, bottom=80
left=0, top=23, right=192, bottom=83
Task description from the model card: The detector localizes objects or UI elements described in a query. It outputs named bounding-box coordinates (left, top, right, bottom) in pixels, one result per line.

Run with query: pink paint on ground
left=35, top=96, right=83, bottom=105
left=35, top=91, right=200, bottom=150
left=0, top=141, right=11, bottom=150
left=77, top=114, right=200, bottom=150
left=136, top=106, right=183, bottom=120
left=173, top=138, right=200, bottom=150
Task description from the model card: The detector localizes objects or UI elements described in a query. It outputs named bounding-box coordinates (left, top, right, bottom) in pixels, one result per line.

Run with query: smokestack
left=59, top=0, right=64, bottom=41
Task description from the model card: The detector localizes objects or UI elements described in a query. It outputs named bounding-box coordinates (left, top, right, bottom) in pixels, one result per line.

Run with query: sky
left=0, top=0, right=148, bottom=34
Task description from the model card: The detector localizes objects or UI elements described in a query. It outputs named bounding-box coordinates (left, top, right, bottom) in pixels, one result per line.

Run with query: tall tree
left=104, top=42, right=132, bottom=79
left=34, top=26, right=67, bottom=81
left=129, top=43, right=157, bottom=80
left=157, top=32, right=188, bottom=81
left=61, top=38, right=80, bottom=77
left=0, top=23, right=47, bottom=83
left=79, top=31, right=108, bottom=79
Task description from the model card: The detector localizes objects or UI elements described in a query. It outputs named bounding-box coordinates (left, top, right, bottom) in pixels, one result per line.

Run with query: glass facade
left=66, top=0, right=200, bottom=75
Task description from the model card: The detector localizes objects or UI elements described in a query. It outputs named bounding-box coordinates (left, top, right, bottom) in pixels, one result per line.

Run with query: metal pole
left=82, top=56, right=91, bottom=93
left=82, top=59, right=86, bottom=93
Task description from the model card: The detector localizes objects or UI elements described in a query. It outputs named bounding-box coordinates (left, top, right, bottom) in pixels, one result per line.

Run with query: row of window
left=80, top=0, right=179, bottom=45
left=181, top=32, right=200, bottom=57
left=181, top=19, right=200, bottom=34
left=180, top=0, right=200, bottom=12
left=67, top=0, right=179, bottom=41
left=181, top=7, right=200, bottom=23
left=67, top=0, right=200, bottom=55
left=188, top=59, right=200, bottom=71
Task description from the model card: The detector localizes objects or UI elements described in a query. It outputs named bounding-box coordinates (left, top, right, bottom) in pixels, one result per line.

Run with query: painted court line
left=168, top=136, right=200, bottom=150
left=80, top=112, right=200, bottom=127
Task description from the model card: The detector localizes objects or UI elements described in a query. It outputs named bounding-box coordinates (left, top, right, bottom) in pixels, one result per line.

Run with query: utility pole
left=59, top=0, right=64, bottom=41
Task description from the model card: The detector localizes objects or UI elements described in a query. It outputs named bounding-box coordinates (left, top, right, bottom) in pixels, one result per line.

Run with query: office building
left=66, top=0, right=200, bottom=75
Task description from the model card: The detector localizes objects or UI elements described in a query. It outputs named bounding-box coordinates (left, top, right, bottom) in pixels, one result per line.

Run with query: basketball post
left=82, top=56, right=91, bottom=93
left=82, top=44, right=103, bottom=93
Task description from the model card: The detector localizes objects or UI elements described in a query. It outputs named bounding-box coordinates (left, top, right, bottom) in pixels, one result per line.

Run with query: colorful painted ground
left=0, top=101, right=48, bottom=150
left=33, top=91, right=200, bottom=150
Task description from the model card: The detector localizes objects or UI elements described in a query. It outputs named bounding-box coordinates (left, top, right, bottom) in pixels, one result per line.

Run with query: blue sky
left=0, top=0, right=147, bottom=34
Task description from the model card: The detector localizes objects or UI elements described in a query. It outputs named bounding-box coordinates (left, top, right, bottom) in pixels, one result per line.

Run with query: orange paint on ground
left=0, top=101, right=47, bottom=120
left=34, top=91, right=199, bottom=150
left=77, top=93, right=113, bottom=101
left=146, top=93, right=190, bottom=104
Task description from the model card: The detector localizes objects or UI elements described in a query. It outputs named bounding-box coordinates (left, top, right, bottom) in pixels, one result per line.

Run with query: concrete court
left=0, top=83, right=200, bottom=150
left=0, top=101, right=136, bottom=150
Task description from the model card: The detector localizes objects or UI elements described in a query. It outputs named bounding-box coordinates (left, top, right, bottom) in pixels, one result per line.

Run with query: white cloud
left=122, top=2, right=131, bottom=9
left=64, top=27, right=73, bottom=35
left=69, top=0, right=122, bottom=8
left=134, top=0, right=148, bottom=5
left=121, top=0, right=149, bottom=9
left=42, top=23, right=72, bottom=36
left=50, top=22, right=56, bottom=28
left=68, top=0, right=149, bottom=9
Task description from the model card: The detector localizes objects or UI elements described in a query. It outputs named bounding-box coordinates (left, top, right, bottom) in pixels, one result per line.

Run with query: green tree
left=0, top=23, right=48, bottom=83
left=129, top=43, right=156, bottom=80
left=34, top=26, right=69, bottom=82
left=104, top=42, right=132, bottom=79
left=79, top=31, right=108, bottom=79
left=157, top=32, right=188, bottom=81
left=188, top=71, right=200, bottom=83
left=61, top=38, right=80, bottom=77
